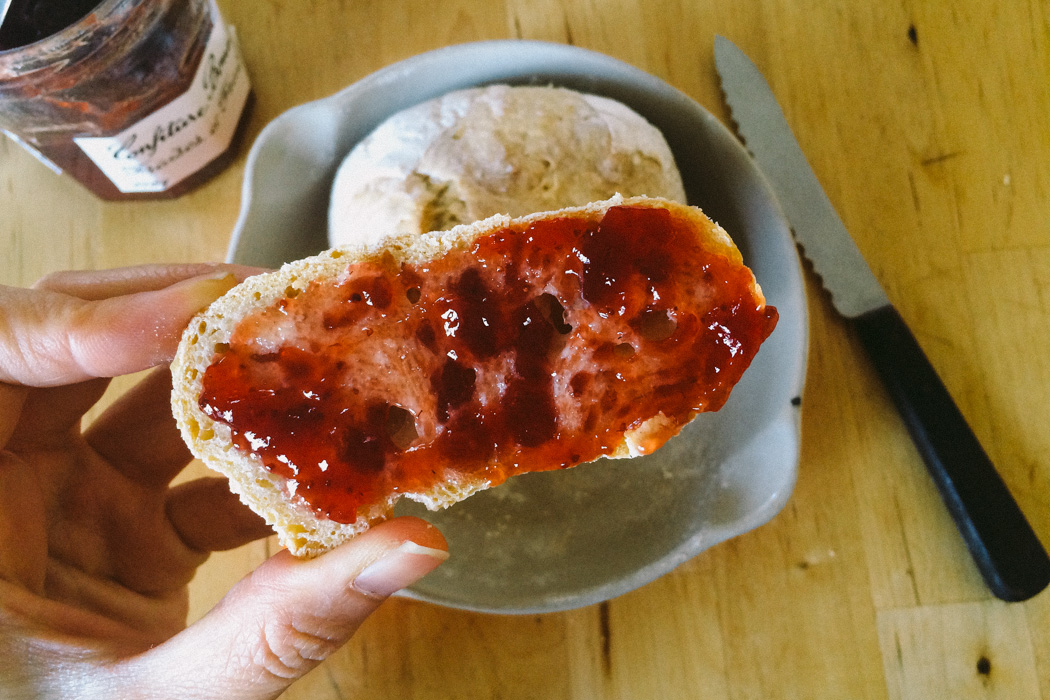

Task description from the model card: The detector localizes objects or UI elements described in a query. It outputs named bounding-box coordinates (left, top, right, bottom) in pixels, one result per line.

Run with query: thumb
left=126, top=517, right=447, bottom=700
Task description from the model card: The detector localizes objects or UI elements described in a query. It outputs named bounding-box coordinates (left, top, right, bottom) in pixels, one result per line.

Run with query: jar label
left=73, top=4, right=251, bottom=193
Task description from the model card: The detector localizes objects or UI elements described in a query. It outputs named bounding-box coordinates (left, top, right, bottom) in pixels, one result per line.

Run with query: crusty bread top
left=328, top=85, right=687, bottom=249
left=172, top=196, right=760, bottom=558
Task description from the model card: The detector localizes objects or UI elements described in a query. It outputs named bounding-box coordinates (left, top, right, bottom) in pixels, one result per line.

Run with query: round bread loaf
left=173, top=196, right=775, bottom=557
left=328, top=85, right=686, bottom=248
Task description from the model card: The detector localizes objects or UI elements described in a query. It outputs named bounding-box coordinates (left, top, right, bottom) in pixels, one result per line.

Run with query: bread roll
left=328, top=85, right=686, bottom=248
left=173, top=196, right=776, bottom=557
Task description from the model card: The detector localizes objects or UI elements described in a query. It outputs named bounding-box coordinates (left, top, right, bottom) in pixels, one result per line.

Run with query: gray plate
left=227, top=40, right=808, bottom=614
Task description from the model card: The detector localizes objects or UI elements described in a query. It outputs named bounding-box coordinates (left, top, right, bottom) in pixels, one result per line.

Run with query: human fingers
left=4, top=378, right=110, bottom=451
left=83, top=367, right=191, bottom=488
left=124, top=517, right=448, bottom=700
left=0, top=450, right=48, bottom=591
left=165, top=477, right=273, bottom=552
left=34, top=263, right=266, bottom=301
left=0, top=272, right=237, bottom=387
left=0, top=383, right=29, bottom=451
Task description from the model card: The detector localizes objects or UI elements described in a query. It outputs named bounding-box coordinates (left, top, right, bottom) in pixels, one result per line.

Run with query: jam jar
left=0, top=0, right=252, bottom=200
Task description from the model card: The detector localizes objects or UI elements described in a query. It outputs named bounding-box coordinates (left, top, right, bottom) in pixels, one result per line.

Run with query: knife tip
left=713, top=35, right=747, bottom=77
left=713, top=34, right=729, bottom=59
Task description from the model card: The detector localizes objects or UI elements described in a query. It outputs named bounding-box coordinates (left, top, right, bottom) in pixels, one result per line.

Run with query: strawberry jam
left=198, top=204, right=778, bottom=524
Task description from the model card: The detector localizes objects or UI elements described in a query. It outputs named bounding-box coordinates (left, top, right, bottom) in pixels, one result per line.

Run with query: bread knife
left=713, top=35, right=1050, bottom=602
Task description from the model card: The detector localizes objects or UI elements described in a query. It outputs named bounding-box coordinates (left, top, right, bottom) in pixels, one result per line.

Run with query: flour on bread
left=328, top=85, right=686, bottom=248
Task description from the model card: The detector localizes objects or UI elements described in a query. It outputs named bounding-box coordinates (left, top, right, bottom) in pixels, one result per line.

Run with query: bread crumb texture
left=172, top=196, right=755, bottom=557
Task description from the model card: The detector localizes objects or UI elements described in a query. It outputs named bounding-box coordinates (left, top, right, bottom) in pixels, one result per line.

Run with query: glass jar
left=0, top=0, right=252, bottom=200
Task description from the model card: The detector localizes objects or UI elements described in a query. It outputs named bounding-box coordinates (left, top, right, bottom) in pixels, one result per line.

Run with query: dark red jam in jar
left=0, top=0, right=101, bottom=48
left=0, top=0, right=252, bottom=200
left=198, top=204, right=779, bottom=524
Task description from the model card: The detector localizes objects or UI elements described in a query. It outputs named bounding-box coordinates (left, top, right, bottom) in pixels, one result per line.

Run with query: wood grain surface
left=2, top=1, right=1048, bottom=697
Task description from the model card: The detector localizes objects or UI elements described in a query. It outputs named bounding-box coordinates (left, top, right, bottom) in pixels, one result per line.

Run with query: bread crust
left=171, top=195, right=757, bottom=557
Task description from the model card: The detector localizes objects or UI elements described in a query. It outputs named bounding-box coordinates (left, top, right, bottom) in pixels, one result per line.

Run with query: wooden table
left=3, top=1, right=1048, bottom=697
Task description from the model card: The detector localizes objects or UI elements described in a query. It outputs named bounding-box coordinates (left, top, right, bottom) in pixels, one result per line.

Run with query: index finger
left=0, top=272, right=238, bottom=387
left=34, top=263, right=266, bottom=301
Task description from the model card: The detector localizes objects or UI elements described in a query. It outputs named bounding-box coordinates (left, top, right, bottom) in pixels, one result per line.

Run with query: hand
left=0, top=265, right=448, bottom=700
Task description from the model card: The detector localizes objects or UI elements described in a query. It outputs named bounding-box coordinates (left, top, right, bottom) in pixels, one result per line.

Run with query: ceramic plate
left=227, top=40, right=808, bottom=614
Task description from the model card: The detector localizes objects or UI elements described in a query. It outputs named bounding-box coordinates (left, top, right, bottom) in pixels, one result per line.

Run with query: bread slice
left=171, top=195, right=776, bottom=557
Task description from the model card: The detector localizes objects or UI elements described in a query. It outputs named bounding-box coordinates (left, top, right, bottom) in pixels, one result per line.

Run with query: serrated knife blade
left=713, top=35, right=1049, bottom=602
left=715, top=37, right=887, bottom=318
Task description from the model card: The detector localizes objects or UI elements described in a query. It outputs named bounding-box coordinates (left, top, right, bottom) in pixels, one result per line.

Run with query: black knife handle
left=854, top=305, right=1050, bottom=602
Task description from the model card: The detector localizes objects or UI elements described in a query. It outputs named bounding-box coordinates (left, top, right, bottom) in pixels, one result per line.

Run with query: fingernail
left=352, top=541, right=449, bottom=599
left=180, top=272, right=239, bottom=312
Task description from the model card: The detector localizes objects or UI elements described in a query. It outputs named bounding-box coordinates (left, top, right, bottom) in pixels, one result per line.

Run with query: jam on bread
left=197, top=203, right=778, bottom=525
